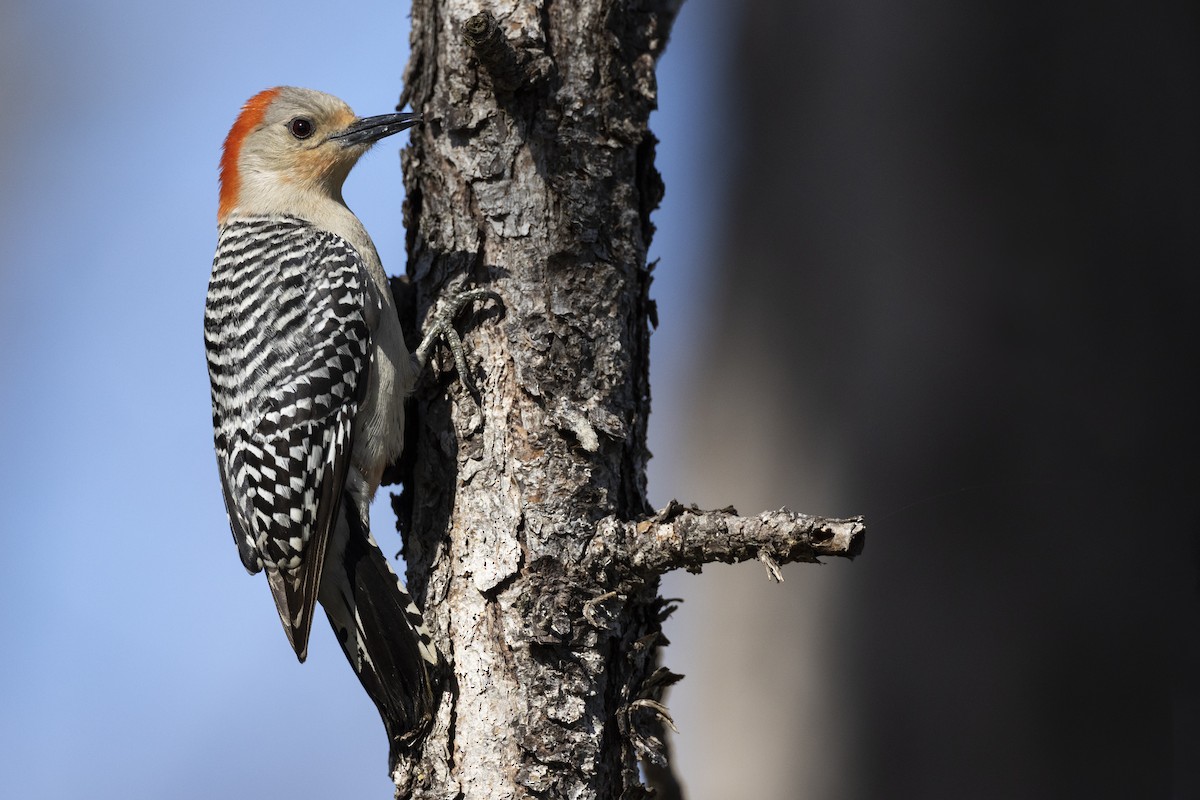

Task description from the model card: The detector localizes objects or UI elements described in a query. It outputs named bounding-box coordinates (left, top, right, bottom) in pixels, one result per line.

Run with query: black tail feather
left=319, top=499, right=441, bottom=766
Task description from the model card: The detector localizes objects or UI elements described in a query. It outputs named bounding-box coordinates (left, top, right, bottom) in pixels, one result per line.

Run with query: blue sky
left=0, top=1, right=730, bottom=796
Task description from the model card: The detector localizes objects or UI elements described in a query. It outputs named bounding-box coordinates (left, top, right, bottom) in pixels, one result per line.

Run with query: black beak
left=329, top=112, right=422, bottom=146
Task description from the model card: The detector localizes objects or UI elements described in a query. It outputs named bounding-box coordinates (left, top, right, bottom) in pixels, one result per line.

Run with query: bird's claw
left=414, top=288, right=497, bottom=393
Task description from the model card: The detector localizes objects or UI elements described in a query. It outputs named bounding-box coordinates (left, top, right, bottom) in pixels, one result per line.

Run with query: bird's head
left=218, top=86, right=420, bottom=223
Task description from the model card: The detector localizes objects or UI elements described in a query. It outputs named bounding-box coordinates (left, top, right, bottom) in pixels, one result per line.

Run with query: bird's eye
left=289, top=118, right=314, bottom=139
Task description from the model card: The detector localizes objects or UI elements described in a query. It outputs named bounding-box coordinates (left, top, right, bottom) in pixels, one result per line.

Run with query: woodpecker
left=204, top=87, right=469, bottom=762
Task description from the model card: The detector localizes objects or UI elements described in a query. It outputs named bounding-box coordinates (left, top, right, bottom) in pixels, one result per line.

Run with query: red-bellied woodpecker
left=204, top=87, right=482, bottom=762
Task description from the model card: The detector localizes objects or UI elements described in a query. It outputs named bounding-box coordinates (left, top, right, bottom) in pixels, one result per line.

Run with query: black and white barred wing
left=204, top=216, right=372, bottom=661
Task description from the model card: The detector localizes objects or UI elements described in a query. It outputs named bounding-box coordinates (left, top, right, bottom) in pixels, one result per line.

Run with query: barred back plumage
left=206, top=216, right=371, bottom=571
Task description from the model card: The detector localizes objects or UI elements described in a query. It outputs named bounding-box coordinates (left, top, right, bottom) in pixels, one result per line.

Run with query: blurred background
left=0, top=1, right=1195, bottom=798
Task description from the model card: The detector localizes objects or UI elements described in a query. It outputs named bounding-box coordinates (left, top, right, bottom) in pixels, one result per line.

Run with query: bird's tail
left=318, top=499, right=441, bottom=766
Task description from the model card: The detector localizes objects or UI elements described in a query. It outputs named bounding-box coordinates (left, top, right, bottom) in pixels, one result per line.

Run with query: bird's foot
left=414, top=287, right=497, bottom=393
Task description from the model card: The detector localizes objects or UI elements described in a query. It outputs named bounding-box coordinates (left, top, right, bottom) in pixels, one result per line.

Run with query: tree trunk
left=387, top=2, right=863, bottom=797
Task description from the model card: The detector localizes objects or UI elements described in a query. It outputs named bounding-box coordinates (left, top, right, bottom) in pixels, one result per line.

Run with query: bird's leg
left=414, top=288, right=496, bottom=392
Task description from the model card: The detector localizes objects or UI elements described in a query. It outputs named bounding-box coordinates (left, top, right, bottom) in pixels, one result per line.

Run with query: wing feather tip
left=266, top=566, right=317, bottom=663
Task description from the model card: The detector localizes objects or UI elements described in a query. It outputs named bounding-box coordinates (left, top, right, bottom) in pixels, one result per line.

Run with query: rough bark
left=385, top=2, right=864, bottom=797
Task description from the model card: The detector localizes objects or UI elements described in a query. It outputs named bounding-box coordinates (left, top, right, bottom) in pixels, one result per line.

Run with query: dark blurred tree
left=674, top=2, right=1198, bottom=797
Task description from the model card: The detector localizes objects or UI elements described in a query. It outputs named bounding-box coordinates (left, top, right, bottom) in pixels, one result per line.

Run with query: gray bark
left=385, top=2, right=863, bottom=797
